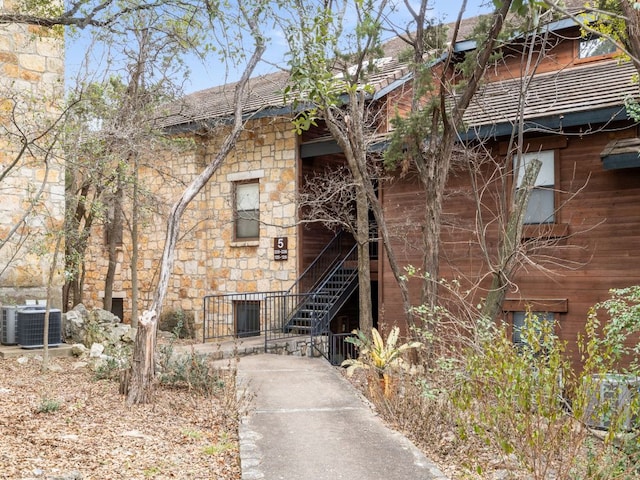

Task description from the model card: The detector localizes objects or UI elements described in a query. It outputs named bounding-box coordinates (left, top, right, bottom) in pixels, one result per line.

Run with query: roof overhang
left=460, top=105, right=633, bottom=142
left=300, top=134, right=389, bottom=158
left=161, top=104, right=303, bottom=135
left=601, top=137, right=640, bottom=170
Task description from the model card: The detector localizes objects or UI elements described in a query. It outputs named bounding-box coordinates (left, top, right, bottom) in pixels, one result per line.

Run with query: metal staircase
left=263, top=231, right=358, bottom=350
left=285, top=248, right=358, bottom=335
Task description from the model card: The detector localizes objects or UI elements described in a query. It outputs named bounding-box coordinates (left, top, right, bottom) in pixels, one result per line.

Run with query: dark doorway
left=111, top=297, right=124, bottom=322
left=235, top=300, right=260, bottom=338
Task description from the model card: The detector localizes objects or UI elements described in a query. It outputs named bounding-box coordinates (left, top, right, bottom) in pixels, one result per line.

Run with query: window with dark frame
left=512, top=311, right=554, bottom=346
left=578, top=36, right=617, bottom=59
left=235, top=181, right=259, bottom=240
left=111, top=297, right=124, bottom=322
left=514, top=150, right=555, bottom=224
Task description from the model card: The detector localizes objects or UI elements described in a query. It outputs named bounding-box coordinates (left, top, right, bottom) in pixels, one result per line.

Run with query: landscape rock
left=491, top=469, right=510, bottom=480
left=70, top=344, right=88, bottom=357
left=123, top=327, right=137, bottom=343
left=46, top=471, right=83, bottom=480
left=62, top=305, right=131, bottom=348
left=44, top=362, right=63, bottom=373
left=62, top=304, right=89, bottom=344
left=90, top=309, right=120, bottom=325
left=101, top=323, right=131, bottom=346
left=89, top=343, right=104, bottom=358
left=90, top=357, right=108, bottom=372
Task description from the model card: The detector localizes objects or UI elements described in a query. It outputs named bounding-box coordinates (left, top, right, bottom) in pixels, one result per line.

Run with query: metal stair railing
left=288, top=230, right=355, bottom=296
left=289, top=244, right=358, bottom=332
left=266, top=243, right=359, bottom=358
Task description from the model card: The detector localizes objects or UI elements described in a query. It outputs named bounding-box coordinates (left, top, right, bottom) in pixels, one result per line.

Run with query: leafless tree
left=124, top=2, right=268, bottom=404
left=385, top=0, right=515, bottom=321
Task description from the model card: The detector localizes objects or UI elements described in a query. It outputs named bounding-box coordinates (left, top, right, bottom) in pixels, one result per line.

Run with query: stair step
left=283, top=259, right=358, bottom=333
left=290, top=320, right=314, bottom=326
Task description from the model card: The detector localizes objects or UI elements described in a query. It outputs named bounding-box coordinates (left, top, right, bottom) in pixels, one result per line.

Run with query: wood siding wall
left=381, top=124, right=640, bottom=364
left=379, top=27, right=640, bottom=364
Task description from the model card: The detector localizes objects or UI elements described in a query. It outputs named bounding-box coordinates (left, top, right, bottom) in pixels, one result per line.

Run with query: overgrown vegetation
left=92, top=343, right=131, bottom=381
left=343, top=327, right=422, bottom=399
left=156, top=327, right=238, bottom=403
left=159, top=308, right=196, bottom=339
left=91, top=321, right=242, bottom=415
left=346, top=287, right=640, bottom=479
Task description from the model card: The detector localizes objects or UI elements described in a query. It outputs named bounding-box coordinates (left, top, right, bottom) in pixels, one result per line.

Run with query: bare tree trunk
left=104, top=170, right=123, bottom=313
left=482, top=159, right=541, bottom=322
left=410, top=0, right=513, bottom=312
left=124, top=29, right=265, bottom=404
left=64, top=180, right=101, bottom=311
left=42, top=233, right=63, bottom=371
left=131, top=160, right=139, bottom=328
left=124, top=310, right=156, bottom=403
left=324, top=90, right=413, bottom=331
left=355, top=186, right=373, bottom=333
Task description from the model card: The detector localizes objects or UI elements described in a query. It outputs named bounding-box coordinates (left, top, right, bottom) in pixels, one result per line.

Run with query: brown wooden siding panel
left=380, top=125, right=640, bottom=365
left=299, top=153, right=349, bottom=272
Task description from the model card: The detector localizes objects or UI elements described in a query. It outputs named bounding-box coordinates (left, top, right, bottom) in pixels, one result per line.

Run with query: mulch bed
left=0, top=355, right=241, bottom=480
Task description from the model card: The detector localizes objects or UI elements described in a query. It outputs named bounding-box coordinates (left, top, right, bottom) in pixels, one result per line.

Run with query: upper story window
left=514, top=150, right=555, bottom=224
left=235, top=181, right=260, bottom=240
left=578, top=36, right=617, bottom=60
left=512, top=311, right=554, bottom=347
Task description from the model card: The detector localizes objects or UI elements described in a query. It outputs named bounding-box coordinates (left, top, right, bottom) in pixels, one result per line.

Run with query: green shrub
left=453, top=312, right=578, bottom=479
left=37, top=396, right=61, bottom=414
left=158, top=343, right=225, bottom=396
left=573, top=286, right=640, bottom=442
left=371, top=286, right=640, bottom=479
left=159, top=308, right=195, bottom=339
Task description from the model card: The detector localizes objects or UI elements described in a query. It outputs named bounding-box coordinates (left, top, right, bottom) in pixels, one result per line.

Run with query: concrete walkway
left=236, top=354, right=448, bottom=480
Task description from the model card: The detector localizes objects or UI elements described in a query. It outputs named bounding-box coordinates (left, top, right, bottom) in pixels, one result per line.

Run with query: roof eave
left=162, top=104, right=301, bottom=134
left=460, top=105, right=634, bottom=141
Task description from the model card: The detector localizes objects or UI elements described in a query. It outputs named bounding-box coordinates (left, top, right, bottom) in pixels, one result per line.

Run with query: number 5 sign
left=274, top=237, right=288, bottom=261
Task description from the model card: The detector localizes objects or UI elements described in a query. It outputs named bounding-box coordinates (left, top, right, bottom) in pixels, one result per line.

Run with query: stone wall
left=0, top=1, right=65, bottom=306
left=82, top=114, right=300, bottom=330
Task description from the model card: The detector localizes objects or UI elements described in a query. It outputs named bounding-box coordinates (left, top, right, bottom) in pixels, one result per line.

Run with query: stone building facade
left=81, top=114, right=300, bottom=330
left=0, top=0, right=65, bottom=306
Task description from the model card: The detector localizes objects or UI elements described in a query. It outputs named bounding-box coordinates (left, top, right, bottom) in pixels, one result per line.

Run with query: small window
left=235, top=181, right=259, bottom=239
left=578, top=36, right=616, bottom=59
left=514, top=150, right=555, bottom=224
left=235, top=301, right=260, bottom=338
left=512, top=311, right=554, bottom=346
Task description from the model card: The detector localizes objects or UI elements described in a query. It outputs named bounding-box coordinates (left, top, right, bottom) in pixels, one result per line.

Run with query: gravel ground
left=0, top=355, right=241, bottom=480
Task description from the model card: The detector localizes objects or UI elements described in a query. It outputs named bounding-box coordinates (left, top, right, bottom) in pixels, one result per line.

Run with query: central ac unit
left=17, top=306, right=62, bottom=349
left=584, top=374, right=640, bottom=431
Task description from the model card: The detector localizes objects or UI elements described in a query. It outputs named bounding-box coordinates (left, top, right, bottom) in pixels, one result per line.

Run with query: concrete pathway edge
left=236, top=354, right=449, bottom=480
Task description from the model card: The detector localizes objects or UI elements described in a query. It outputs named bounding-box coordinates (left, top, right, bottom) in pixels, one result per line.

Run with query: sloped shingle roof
left=158, top=56, right=414, bottom=129
left=160, top=0, right=632, bottom=132
left=157, top=70, right=291, bottom=128
left=464, top=61, right=639, bottom=129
